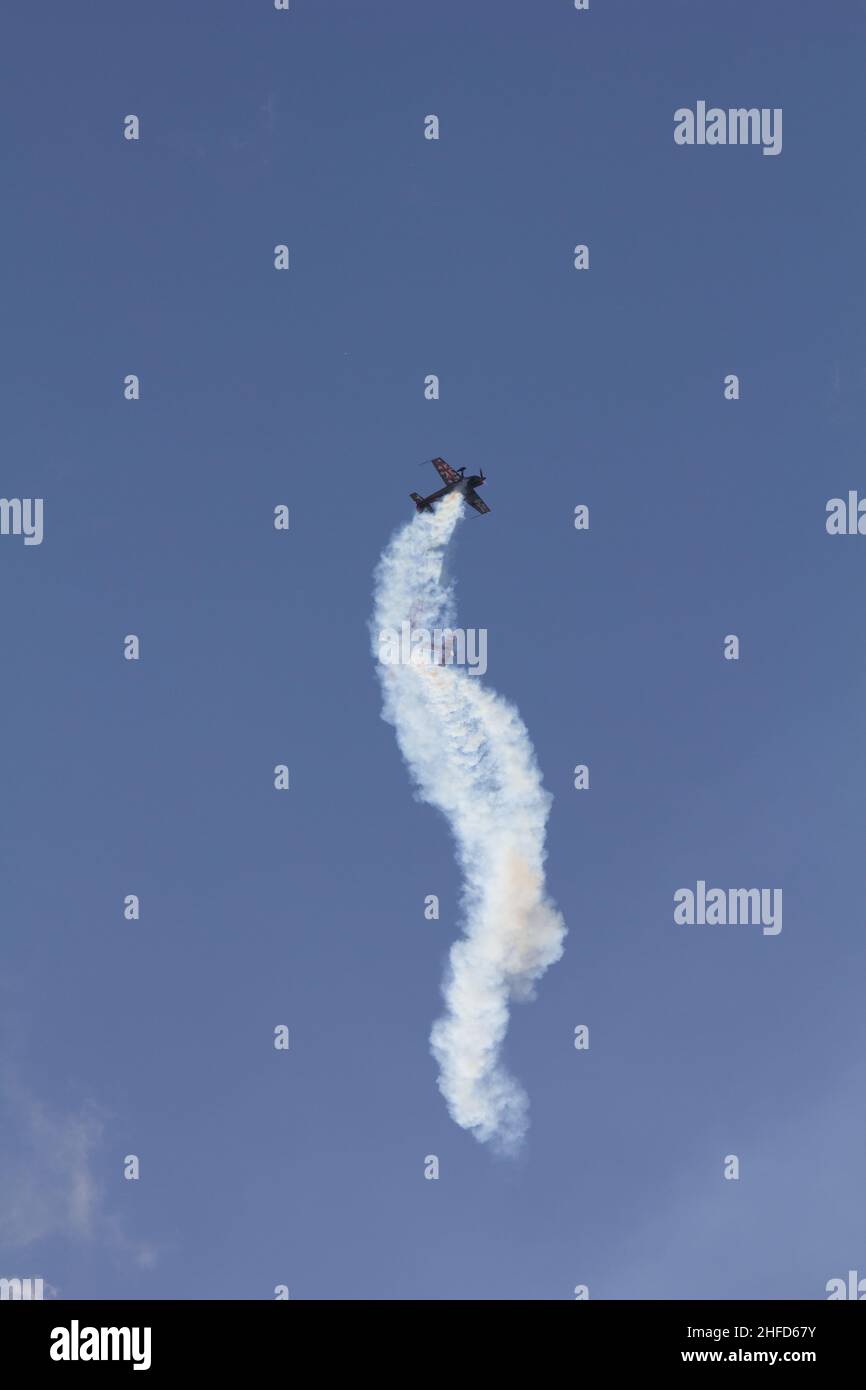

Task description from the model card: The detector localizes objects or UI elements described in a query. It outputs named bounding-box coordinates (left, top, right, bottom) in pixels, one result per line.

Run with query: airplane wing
left=465, top=492, right=491, bottom=515
left=432, top=457, right=460, bottom=485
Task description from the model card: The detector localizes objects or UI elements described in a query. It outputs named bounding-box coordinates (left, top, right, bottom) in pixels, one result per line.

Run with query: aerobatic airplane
left=410, top=458, right=491, bottom=515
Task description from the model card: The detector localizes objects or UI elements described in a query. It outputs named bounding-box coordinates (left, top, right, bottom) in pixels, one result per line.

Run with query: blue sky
left=1, top=0, right=864, bottom=1299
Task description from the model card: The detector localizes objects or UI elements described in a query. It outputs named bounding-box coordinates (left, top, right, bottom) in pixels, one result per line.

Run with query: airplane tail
left=410, top=492, right=431, bottom=512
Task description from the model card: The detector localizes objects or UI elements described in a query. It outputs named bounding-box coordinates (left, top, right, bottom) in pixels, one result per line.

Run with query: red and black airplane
left=410, top=458, right=491, bottom=516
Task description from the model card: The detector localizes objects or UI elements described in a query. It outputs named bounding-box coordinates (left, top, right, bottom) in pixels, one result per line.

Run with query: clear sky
left=1, top=0, right=864, bottom=1300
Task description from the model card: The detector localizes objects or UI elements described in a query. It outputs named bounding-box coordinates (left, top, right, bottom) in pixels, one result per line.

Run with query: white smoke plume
left=371, top=493, right=566, bottom=1153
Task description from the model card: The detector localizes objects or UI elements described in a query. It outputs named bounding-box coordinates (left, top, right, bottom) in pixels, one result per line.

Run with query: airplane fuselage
left=410, top=459, right=490, bottom=515
left=413, top=475, right=485, bottom=512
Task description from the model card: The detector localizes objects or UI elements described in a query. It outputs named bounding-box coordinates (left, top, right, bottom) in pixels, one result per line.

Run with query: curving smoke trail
left=371, top=493, right=566, bottom=1153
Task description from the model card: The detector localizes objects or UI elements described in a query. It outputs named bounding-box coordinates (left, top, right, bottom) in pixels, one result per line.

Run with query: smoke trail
left=371, top=493, right=566, bottom=1153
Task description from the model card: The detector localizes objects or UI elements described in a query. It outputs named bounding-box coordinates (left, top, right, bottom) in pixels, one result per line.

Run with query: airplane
left=410, top=458, right=491, bottom=515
